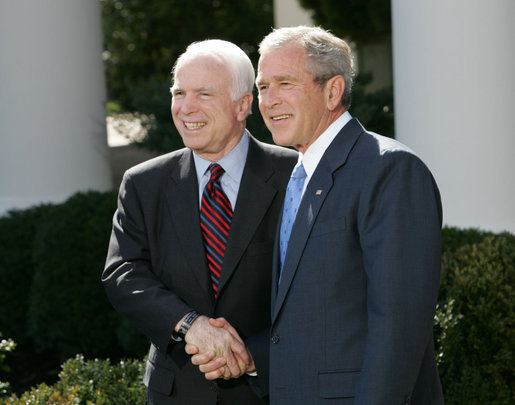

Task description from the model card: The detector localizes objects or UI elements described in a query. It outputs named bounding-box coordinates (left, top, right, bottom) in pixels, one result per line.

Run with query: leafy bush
left=299, top=0, right=391, bottom=44
left=351, top=73, right=394, bottom=139
left=0, top=206, right=51, bottom=345
left=0, top=191, right=148, bottom=394
left=435, top=231, right=515, bottom=404
left=26, top=191, right=135, bottom=360
left=0, top=333, right=16, bottom=397
left=0, top=191, right=148, bottom=363
left=441, top=226, right=495, bottom=254
left=6, top=355, right=146, bottom=404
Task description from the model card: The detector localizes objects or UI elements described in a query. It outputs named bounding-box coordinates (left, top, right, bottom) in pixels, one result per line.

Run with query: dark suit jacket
left=102, top=135, right=297, bottom=405
left=249, top=119, right=444, bottom=404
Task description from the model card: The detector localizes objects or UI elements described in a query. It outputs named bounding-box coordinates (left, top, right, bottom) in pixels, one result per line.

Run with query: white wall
left=0, top=0, right=111, bottom=216
left=392, top=0, right=515, bottom=232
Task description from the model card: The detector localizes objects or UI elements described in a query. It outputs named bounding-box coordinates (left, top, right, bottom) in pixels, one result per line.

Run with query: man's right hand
left=184, top=317, right=255, bottom=380
left=182, top=315, right=251, bottom=379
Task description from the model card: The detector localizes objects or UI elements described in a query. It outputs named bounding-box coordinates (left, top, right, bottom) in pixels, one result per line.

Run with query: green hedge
left=0, top=191, right=148, bottom=394
left=0, top=193, right=513, bottom=403
left=435, top=231, right=514, bottom=404
left=5, top=355, right=146, bottom=404
left=26, top=191, right=147, bottom=360
left=0, top=205, right=51, bottom=346
left=0, top=191, right=147, bottom=362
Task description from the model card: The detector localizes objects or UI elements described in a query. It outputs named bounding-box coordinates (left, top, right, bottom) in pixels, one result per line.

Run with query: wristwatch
left=172, top=310, right=200, bottom=341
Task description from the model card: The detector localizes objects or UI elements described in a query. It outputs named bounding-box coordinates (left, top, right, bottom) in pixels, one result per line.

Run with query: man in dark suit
left=193, top=26, right=445, bottom=404
left=102, top=39, right=297, bottom=405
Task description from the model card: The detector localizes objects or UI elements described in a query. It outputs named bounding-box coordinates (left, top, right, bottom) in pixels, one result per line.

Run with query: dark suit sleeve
left=355, top=151, right=442, bottom=403
left=245, top=329, right=271, bottom=398
left=102, top=171, right=192, bottom=353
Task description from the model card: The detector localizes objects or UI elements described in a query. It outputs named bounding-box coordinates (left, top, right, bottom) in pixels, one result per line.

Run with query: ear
left=325, top=75, right=345, bottom=111
left=236, top=92, right=254, bottom=121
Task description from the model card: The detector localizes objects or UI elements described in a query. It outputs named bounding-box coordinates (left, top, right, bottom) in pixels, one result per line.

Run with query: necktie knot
left=207, top=163, right=225, bottom=197
left=291, top=163, right=306, bottom=180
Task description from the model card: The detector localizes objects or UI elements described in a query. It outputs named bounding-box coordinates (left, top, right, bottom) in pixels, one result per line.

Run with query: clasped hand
left=184, top=316, right=255, bottom=380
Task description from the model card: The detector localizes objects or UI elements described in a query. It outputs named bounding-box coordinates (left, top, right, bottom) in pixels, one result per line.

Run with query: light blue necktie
left=279, top=162, right=307, bottom=284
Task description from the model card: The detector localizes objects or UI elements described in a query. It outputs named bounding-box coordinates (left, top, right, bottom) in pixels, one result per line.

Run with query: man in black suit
left=102, top=39, right=297, bottom=404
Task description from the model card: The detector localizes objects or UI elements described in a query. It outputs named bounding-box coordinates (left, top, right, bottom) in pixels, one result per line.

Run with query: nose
left=259, top=84, right=280, bottom=109
left=175, top=93, right=198, bottom=115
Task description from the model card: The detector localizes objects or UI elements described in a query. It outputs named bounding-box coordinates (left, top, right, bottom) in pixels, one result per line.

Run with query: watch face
left=178, top=325, right=187, bottom=338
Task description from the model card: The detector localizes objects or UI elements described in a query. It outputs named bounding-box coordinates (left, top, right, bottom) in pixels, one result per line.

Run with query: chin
left=182, top=139, right=204, bottom=151
left=271, top=133, right=293, bottom=147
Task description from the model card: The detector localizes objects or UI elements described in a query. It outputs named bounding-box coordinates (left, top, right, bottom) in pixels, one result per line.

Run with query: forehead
left=257, top=44, right=310, bottom=81
left=174, top=55, right=232, bottom=88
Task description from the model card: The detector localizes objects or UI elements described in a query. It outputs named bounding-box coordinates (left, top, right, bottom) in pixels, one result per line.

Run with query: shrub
left=0, top=206, right=51, bottom=345
left=0, top=191, right=148, bottom=394
left=0, top=333, right=16, bottom=397
left=26, top=191, right=147, bottom=361
left=27, top=191, right=115, bottom=359
left=441, top=226, right=495, bottom=254
left=435, top=232, right=515, bottom=404
left=6, top=355, right=146, bottom=404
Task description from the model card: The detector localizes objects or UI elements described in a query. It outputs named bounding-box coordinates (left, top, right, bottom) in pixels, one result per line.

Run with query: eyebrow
left=196, top=86, right=213, bottom=92
left=171, top=85, right=214, bottom=93
left=256, top=74, right=296, bottom=85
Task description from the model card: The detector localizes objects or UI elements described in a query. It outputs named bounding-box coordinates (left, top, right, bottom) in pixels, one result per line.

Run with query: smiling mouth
left=271, top=114, right=292, bottom=121
left=184, top=121, right=207, bottom=130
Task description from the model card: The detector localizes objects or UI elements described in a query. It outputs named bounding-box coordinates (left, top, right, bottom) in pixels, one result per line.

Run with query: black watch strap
left=176, top=311, right=200, bottom=340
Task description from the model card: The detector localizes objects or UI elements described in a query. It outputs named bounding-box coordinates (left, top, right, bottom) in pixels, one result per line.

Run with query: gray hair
left=171, top=39, right=255, bottom=101
left=259, top=26, right=354, bottom=109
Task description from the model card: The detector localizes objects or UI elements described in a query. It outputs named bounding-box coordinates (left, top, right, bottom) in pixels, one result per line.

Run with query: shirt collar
left=193, top=129, right=249, bottom=183
left=300, top=111, right=352, bottom=179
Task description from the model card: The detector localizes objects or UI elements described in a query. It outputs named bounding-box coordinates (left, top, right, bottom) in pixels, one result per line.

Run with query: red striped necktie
left=200, top=163, right=233, bottom=298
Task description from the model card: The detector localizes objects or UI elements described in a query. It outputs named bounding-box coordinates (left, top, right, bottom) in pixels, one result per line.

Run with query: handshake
left=182, top=315, right=256, bottom=380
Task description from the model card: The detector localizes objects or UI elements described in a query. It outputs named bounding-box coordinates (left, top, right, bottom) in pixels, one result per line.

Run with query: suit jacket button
left=271, top=334, right=280, bottom=344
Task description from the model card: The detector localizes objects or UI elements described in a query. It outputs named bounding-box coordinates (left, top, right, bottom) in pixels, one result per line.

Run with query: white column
left=0, top=0, right=111, bottom=216
left=392, top=0, right=515, bottom=233
left=274, top=0, right=313, bottom=27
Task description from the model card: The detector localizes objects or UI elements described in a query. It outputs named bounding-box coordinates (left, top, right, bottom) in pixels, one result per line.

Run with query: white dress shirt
left=295, top=111, right=352, bottom=196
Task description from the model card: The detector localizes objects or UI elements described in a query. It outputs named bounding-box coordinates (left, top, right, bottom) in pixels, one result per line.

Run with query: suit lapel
left=271, top=223, right=282, bottom=308
left=272, top=118, right=364, bottom=322
left=165, top=150, right=212, bottom=297
left=217, top=137, right=278, bottom=296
